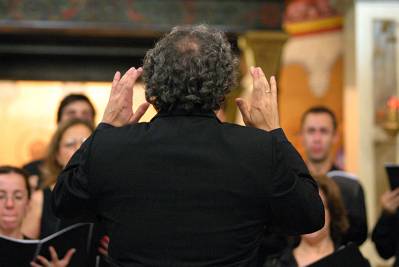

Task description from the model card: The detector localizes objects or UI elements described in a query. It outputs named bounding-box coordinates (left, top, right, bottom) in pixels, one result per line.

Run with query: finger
left=116, top=68, right=136, bottom=105
left=125, top=68, right=144, bottom=101
left=122, top=67, right=136, bottom=87
left=270, top=76, right=277, bottom=95
left=100, top=240, right=109, bottom=250
left=98, top=247, right=108, bottom=256
left=49, top=246, right=59, bottom=261
left=101, top=238, right=109, bottom=249
left=257, top=67, right=271, bottom=92
left=120, top=67, right=142, bottom=90
left=235, top=98, right=251, bottom=126
left=100, top=238, right=109, bottom=248
left=251, top=67, right=270, bottom=101
left=393, top=187, right=399, bottom=195
left=119, top=67, right=135, bottom=83
left=384, top=190, right=395, bottom=198
left=61, top=248, right=76, bottom=264
left=116, top=67, right=136, bottom=93
left=102, top=235, right=110, bottom=250
left=386, top=190, right=398, bottom=201
left=119, top=67, right=143, bottom=103
left=250, top=67, right=264, bottom=99
left=249, top=66, right=255, bottom=76
left=35, top=256, right=50, bottom=266
left=129, top=102, right=150, bottom=123
left=126, top=67, right=144, bottom=103
left=111, top=71, right=121, bottom=93
left=131, top=67, right=143, bottom=84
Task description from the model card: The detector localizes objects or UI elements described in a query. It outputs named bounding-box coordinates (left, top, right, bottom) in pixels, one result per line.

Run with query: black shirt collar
left=151, top=107, right=221, bottom=122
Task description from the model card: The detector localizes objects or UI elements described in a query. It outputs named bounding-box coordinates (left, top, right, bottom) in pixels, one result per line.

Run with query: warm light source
left=383, top=96, right=399, bottom=136
left=0, top=80, right=156, bottom=166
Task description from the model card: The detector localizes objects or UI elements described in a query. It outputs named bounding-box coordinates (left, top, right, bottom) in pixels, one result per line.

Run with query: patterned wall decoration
left=0, top=0, right=284, bottom=33
left=284, top=0, right=343, bottom=35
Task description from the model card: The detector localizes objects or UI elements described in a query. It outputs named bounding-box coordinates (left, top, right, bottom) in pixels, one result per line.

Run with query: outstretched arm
left=236, top=67, right=324, bottom=234
left=52, top=67, right=149, bottom=219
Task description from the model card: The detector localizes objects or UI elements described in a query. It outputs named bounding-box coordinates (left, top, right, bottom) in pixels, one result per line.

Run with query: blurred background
left=0, top=1, right=398, bottom=266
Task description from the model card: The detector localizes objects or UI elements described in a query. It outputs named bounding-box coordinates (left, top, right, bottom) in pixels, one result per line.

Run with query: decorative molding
left=282, top=30, right=343, bottom=98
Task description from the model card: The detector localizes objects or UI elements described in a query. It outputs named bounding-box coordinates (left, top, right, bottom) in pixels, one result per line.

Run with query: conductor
left=52, top=25, right=324, bottom=267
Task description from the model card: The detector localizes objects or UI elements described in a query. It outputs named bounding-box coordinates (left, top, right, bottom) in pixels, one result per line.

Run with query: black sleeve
left=344, top=182, right=368, bottom=245
left=268, top=128, right=325, bottom=235
left=51, top=123, right=114, bottom=219
left=372, top=211, right=399, bottom=259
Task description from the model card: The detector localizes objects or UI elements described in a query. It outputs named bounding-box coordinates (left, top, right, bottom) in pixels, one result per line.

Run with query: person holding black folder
left=0, top=166, right=75, bottom=266
left=52, top=25, right=324, bottom=267
left=264, top=175, right=370, bottom=267
left=20, top=119, right=109, bottom=266
left=372, top=186, right=399, bottom=266
left=22, top=119, right=94, bottom=239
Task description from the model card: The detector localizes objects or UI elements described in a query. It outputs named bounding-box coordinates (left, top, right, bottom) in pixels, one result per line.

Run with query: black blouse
left=40, top=187, right=60, bottom=239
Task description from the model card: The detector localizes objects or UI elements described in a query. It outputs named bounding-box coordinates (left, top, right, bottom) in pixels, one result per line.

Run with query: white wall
left=345, top=1, right=399, bottom=266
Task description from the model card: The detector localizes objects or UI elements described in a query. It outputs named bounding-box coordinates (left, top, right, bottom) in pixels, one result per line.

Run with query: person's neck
left=0, top=228, right=24, bottom=239
left=306, top=159, right=333, bottom=176
left=297, top=236, right=334, bottom=255
left=294, top=235, right=335, bottom=267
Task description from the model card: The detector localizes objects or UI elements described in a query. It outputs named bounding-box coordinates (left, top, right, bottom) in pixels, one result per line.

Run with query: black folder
left=308, top=243, right=370, bottom=267
left=385, top=163, right=399, bottom=189
left=0, top=223, right=93, bottom=267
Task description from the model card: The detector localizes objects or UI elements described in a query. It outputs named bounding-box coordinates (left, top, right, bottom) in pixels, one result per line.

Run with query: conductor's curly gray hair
left=143, top=25, right=239, bottom=112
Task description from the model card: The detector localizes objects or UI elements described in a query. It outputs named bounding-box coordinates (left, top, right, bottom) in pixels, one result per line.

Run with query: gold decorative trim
left=284, top=16, right=343, bottom=35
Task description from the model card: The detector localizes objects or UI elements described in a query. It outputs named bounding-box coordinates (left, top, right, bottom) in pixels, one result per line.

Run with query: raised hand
left=102, top=67, right=150, bottom=127
left=31, top=246, right=75, bottom=267
left=235, top=67, right=280, bottom=132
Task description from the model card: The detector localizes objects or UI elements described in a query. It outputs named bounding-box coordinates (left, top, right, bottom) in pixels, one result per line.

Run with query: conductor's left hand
left=102, top=67, right=150, bottom=127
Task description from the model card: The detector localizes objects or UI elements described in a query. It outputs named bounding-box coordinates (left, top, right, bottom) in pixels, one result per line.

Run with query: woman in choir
left=0, top=165, right=74, bottom=266
left=264, top=175, right=368, bottom=266
left=22, top=119, right=94, bottom=239
left=290, top=175, right=348, bottom=266
left=0, top=166, right=31, bottom=240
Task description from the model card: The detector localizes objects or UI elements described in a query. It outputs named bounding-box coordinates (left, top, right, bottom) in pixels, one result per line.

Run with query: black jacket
left=257, top=168, right=368, bottom=265
left=372, top=211, right=399, bottom=266
left=327, top=171, right=368, bottom=245
left=52, top=109, right=324, bottom=267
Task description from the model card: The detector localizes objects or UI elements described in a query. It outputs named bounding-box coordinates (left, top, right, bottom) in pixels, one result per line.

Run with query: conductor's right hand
left=102, top=67, right=150, bottom=127
left=235, top=67, right=280, bottom=132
